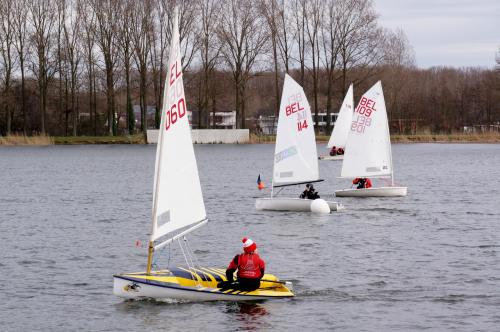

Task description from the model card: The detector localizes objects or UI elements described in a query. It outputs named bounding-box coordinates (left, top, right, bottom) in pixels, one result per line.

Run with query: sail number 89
left=165, top=98, right=186, bottom=131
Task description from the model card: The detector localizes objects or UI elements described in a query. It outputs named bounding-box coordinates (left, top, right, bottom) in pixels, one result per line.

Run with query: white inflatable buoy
left=310, top=199, right=330, bottom=214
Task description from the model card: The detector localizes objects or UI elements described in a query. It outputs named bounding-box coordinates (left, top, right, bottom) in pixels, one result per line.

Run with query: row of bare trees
left=0, top=0, right=497, bottom=137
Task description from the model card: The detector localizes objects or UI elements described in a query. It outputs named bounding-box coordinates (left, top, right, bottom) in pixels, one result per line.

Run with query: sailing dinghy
left=255, top=74, right=343, bottom=212
left=319, top=84, right=354, bottom=161
left=113, top=12, right=293, bottom=301
left=335, top=81, right=407, bottom=197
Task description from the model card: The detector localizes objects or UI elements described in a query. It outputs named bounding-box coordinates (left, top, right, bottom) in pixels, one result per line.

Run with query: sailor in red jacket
left=353, top=177, right=372, bottom=189
left=225, top=237, right=265, bottom=291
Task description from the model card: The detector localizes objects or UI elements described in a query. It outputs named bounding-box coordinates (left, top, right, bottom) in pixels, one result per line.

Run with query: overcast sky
left=374, top=0, right=500, bottom=68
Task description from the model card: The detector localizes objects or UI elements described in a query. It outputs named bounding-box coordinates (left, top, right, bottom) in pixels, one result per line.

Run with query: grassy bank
left=390, top=133, right=500, bottom=143
left=53, top=134, right=146, bottom=145
left=0, top=135, right=54, bottom=145
left=0, top=134, right=146, bottom=145
left=2, top=133, right=499, bottom=145
left=251, top=133, right=500, bottom=144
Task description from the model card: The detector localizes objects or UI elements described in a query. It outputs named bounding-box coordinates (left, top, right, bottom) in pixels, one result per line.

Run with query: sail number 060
left=165, top=98, right=186, bottom=131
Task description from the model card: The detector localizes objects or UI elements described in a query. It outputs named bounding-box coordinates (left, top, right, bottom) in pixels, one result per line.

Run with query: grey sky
left=374, top=0, right=500, bottom=68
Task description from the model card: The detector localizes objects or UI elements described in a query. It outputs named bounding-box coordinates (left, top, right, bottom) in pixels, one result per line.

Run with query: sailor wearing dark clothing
left=300, top=183, right=320, bottom=199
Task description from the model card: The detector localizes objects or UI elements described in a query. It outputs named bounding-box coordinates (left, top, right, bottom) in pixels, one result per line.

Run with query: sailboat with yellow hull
left=113, top=11, right=293, bottom=302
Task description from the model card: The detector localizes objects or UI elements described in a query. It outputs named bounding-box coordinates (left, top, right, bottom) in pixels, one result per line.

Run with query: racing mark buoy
left=310, top=199, right=330, bottom=214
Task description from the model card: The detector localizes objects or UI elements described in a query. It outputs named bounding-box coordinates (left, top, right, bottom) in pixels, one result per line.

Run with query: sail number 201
left=351, top=97, right=375, bottom=134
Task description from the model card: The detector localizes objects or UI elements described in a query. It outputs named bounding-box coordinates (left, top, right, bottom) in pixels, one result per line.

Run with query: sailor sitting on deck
left=337, top=147, right=344, bottom=155
left=222, top=238, right=265, bottom=291
left=353, top=177, right=372, bottom=189
left=300, top=183, right=320, bottom=199
left=329, top=146, right=338, bottom=156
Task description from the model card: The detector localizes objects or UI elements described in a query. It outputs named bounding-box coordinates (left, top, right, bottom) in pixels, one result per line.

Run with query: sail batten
left=340, top=81, right=393, bottom=178
left=154, top=219, right=208, bottom=251
left=150, top=11, right=206, bottom=243
left=272, top=74, right=319, bottom=187
left=327, top=84, right=353, bottom=149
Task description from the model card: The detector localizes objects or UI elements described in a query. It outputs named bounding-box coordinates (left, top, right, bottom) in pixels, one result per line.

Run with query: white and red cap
left=242, top=237, right=257, bottom=253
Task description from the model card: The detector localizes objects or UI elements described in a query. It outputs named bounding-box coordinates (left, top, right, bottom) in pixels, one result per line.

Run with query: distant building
left=209, top=111, right=237, bottom=129
left=257, top=115, right=278, bottom=135
left=463, top=124, right=500, bottom=133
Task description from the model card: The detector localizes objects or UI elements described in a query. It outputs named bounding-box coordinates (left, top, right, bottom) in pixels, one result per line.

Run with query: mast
left=146, top=8, right=179, bottom=274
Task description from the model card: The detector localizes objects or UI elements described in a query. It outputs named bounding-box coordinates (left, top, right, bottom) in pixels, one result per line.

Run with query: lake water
left=1, top=143, right=499, bottom=331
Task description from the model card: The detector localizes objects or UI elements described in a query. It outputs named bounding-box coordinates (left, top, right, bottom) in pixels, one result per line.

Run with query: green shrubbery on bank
left=1, top=133, right=499, bottom=146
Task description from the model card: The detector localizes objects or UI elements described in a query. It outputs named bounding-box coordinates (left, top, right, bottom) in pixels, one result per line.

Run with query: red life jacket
left=365, top=178, right=372, bottom=188
left=237, top=253, right=264, bottom=279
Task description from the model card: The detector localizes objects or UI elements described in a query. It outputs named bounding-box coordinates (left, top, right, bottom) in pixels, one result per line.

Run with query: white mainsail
left=327, top=84, right=353, bottom=148
left=150, top=12, right=206, bottom=246
left=273, top=74, right=319, bottom=187
left=340, top=81, right=393, bottom=179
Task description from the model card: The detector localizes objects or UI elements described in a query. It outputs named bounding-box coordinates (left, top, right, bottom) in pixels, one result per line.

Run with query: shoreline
left=0, top=133, right=499, bottom=145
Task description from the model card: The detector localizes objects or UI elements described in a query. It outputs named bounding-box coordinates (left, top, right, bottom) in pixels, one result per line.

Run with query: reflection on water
left=225, top=302, right=269, bottom=331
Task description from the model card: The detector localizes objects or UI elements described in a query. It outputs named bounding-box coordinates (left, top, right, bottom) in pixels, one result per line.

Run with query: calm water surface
left=1, top=144, right=499, bottom=331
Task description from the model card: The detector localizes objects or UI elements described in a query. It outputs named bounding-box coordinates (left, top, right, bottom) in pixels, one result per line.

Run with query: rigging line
left=167, top=241, right=171, bottom=269
left=184, top=236, right=202, bottom=271
left=183, top=236, right=200, bottom=279
left=178, top=238, right=199, bottom=286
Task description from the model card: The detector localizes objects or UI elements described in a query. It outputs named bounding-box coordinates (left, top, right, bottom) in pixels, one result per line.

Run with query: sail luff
left=327, top=84, right=353, bottom=148
left=150, top=9, right=178, bottom=244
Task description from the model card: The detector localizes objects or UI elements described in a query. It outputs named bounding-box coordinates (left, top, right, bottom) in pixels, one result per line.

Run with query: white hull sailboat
left=256, top=197, right=342, bottom=211
left=255, top=74, right=342, bottom=213
left=318, top=84, right=354, bottom=161
left=335, top=186, right=407, bottom=197
left=318, top=155, right=343, bottom=161
left=335, top=81, right=407, bottom=197
left=113, top=11, right=293, bottom=301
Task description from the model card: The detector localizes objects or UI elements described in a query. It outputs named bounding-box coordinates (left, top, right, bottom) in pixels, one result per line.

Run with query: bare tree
left=0, top=0, right=16, bottom=135
left=381, top=28, right=415, bottom=129
left=320, top=0, right=343, bottom=134
left=261, top=0, right=282, bottom=118
left=131, top=0, right=153, bottom=138
left=304, top=0, right=323, bottom=130
left=29, top=0, right=58, bottom=135
left=11, top=0, right=30, bottom=135
left=217, top=0, right=269, bottom=129
left=276, top=0, right=293, bottom=74
left=197, top=0, right=221, bottom=128
left=56, top=0, right=68, bottom=135
left=81, top=0, right=97, bottom=135
left=150, top=1, right=169, bottom=129
left=63, top=0, right=83, bottom=136
left=338, top=0, right=381, bottom=94
left=291, top=0, right=307, bottom=85
left=117, top=0, right=134, bottom=135
left=90, top=0, right=119, bottom=136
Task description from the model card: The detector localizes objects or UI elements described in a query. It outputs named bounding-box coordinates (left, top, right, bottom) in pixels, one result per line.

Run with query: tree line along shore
left=0, top=0, right=498, bottom=139
left=1, top=133, right=500, bottom=146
